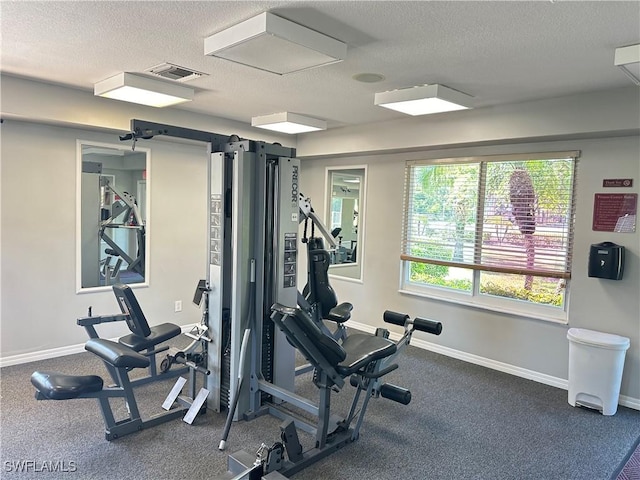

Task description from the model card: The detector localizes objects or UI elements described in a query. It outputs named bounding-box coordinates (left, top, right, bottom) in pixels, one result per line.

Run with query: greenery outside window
left=400, top=151, right=578, bottom=321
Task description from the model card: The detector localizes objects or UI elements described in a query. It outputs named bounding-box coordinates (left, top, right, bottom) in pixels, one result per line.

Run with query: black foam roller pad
left=380, top=383, right=412, bottom=405
left=383, top=310, right=410, bottom=326
left=413, top=318, right=442, bottom=335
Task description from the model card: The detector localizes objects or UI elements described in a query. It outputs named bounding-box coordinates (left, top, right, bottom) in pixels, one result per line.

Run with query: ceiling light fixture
left=251, top=112, right=327, bottom=134
left=374, top=84, right=473, bottom=115
left=204, top=12, right=347, bottom=75
left=94, top=72, right=194, bottom=107
left=614, top=44, right=640, bottom=86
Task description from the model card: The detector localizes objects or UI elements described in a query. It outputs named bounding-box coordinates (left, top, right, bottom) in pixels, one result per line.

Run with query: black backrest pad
left=309, top=249, right=338, bottom=317
left=288, top=307, right=346, bottom=366
left=112, top=284, right=151, bottom=337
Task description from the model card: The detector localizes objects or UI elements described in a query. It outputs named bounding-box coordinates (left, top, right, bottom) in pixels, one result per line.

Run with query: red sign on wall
left=592, top=193, right=637, bottom=232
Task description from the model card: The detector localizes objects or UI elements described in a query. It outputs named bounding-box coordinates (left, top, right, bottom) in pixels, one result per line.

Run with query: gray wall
left=300, top=138, right=639, bottom=399
left=1, top=77, right=638, bottom=407
left=1, top=121, right=209, bottom=356
left=0, top=75, right=292, bottom=362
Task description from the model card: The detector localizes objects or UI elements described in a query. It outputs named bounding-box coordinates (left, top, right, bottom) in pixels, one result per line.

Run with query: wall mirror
left=77, top=141, right=150, bottom=292
left=325, top=166, right=366, bottom=281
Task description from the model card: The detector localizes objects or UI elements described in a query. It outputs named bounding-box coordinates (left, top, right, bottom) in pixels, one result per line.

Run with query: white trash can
left=567, top=328, right=630, bottom=415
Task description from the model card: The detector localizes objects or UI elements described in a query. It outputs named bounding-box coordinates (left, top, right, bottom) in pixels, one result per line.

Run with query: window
left=331, top=197, right=343, bottom=230
left=400, top=151, right=578, bottom=321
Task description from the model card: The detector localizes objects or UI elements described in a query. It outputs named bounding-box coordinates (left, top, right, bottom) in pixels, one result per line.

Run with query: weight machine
left=31, top=119, right=438, bottom=477
left=120, top=121, right=438, bottom=478
left=118, top=120, right=305, bottom=421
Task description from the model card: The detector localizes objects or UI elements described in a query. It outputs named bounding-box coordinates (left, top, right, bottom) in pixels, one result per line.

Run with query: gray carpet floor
left=1, top=337, right=639, bottom=480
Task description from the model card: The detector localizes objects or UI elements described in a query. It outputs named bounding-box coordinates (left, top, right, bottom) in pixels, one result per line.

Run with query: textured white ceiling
left=1, top=1, right=638, bottom=130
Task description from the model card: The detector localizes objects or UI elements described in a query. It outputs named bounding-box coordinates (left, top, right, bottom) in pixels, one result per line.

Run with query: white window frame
left=399, top=151, right=579, bottom=324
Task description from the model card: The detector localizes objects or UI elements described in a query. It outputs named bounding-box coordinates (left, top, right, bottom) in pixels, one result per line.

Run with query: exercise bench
left=31, top=338, right=191, bottom=440
left=77, top=284, right=187, bottom=386
left=220, top=303, right=406, bottom=479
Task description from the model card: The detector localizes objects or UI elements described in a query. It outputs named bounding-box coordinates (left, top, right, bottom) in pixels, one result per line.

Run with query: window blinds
left=401, top=152, right=578, bottom=279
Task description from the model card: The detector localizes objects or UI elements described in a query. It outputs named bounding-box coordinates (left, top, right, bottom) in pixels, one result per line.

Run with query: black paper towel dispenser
left=588, top=242, right=625, bottom=280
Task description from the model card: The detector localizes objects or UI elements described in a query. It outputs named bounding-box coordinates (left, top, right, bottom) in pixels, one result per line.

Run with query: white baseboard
left=0, top=324, right=198, bottom=368
left=347, top=320, right=640, bottom=411
left=619, top=394, right=640, bottom=411
left=3, top=321, right=639, bottom=412
left=0, top=343, right=86, bottom=368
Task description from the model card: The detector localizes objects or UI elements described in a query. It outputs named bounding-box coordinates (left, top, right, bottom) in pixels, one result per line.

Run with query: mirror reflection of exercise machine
left=98, top=178, right=145, bottom=284
left=80, top=155, right=146, bottom=289
left=326, top=168, right=363, bottom=269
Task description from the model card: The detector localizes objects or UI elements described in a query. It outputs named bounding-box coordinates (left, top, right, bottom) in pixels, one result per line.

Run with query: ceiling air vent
left=145, top=63, right=207, bottom=82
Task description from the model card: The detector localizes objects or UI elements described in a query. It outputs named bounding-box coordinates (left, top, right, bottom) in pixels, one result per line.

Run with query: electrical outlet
left=174, top=300, right=182, bottom=313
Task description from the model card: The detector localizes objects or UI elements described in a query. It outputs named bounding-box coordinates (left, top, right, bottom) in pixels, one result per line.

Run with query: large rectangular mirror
left=77, top=141, right=149, bottom=292
left=325, top=166, right=366, bottom=281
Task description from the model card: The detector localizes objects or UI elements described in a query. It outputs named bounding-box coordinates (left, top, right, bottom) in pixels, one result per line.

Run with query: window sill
left=398, top=286, right=568, bottom=325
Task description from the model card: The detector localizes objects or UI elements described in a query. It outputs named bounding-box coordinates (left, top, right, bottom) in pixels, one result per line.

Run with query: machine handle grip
left=383, top=310, right=410, bottom=327
left=413, top=318, right=442, bottom=335
left=173, top=354, right=210, bottom=375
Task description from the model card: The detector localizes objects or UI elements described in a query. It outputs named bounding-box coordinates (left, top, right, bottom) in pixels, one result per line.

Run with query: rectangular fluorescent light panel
left=374, top=84, right=473, bottom=115
left=252, top=112, right=327, bottom=134
left=204, top=12, right=347, bottom=75
left=614, top=44, right=640, bottom=86
left=94, top=72, right=194, bottom=107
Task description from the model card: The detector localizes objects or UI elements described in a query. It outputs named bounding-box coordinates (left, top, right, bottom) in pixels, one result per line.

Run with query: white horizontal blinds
left=480, top=157, right=576, bottom=279
left=401, top=162, right=480, bottom=266
left=402, top=152, right=578, bottom=279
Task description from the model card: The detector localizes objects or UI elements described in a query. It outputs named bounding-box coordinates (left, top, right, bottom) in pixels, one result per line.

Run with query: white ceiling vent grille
left=145, top=63, right=207, bottom=82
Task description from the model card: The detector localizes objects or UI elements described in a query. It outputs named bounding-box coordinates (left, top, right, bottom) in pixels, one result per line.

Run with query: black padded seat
left=326, top=303, right=353, bottom=323
left=86, top=338, right=150, bottom=369
left=31, top=371, right=103, bottom=400
left=118, top=323, right=181, bottom=352
left=336, top=334, right=397, bottom=377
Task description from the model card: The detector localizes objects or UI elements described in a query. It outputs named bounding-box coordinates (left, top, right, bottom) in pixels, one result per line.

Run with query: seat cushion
left=86, top=338, right=150, bottom=369
left=31, top=371, right=103, bottom=400
left=336, top=334, right=396, bottom=376
left=118, top=323, right=181, bottom=351
left=326, top=302, right=353, bottom=323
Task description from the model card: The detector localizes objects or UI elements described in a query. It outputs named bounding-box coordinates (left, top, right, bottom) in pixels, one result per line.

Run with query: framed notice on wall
left=592, top=193, right=637, bottom=233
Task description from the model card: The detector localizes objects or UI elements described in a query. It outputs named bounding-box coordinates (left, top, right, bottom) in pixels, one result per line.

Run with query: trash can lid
left=567, top=328, right=630, bottom=350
